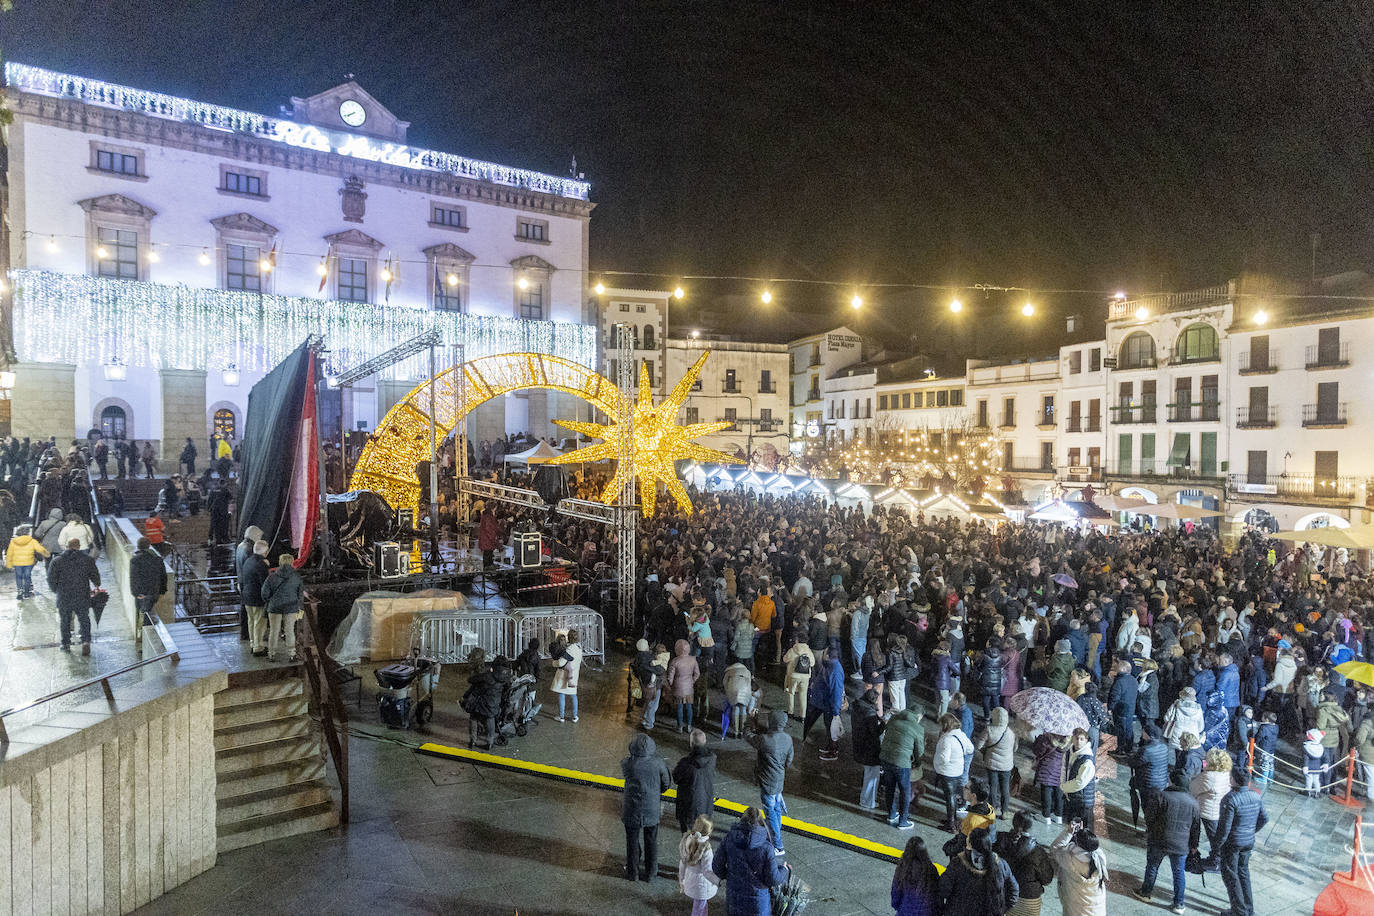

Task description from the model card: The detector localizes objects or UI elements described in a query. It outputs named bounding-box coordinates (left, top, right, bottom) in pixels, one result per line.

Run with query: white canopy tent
left=503, top=441, right=564, bottom=465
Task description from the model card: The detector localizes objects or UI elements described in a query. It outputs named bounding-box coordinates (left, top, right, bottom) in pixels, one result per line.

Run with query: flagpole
left=427, top=342, right=440, bottom=570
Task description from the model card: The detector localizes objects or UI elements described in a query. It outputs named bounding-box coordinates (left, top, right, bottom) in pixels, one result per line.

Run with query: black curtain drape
left=238, top=342, right=312, bottom=547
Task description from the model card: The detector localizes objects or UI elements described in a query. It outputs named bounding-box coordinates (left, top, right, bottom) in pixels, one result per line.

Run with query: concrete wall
left=0, top=646, right=226, bottom=915
left=158, top=370, right=207, bottom=465
left=10, top=361, right=76, bottom=441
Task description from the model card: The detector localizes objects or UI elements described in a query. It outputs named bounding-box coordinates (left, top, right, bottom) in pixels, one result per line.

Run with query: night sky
left=4, top=1, right=1371, bottom=350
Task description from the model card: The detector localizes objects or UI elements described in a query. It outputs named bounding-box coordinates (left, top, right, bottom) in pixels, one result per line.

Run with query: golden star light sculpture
left=549, top=352, right=741, bottom=514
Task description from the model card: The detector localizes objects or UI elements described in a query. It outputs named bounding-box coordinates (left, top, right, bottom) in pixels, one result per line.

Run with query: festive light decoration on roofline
left=8, top=269, right=596, bottom=379
left=4, top=63, right=591, bottom=201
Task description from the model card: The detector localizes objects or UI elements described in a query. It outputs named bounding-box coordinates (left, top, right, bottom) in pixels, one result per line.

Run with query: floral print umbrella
left=1008, top=687, right=1089, bottom=735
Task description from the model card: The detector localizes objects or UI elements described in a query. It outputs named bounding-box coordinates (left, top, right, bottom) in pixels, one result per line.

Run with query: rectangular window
left=1002, top=441, right=1014, bottom=470
left=96, top=227, right=139, bottom=280
left=685, top=406, right=699, bottom=425
left=950, top=389, right=963, bottom=406
left=760, top=407, right=772, bottom=422
left=724, top=369, right=738, bottom=391
left=1317, top=327, right=1340, bottom=363
left=759, top=369, right=772, bottom=392
left=1249, top=335, right=1270, bottom=371
left=95, top=149, right=140, bottom=176
left=1089, top=348, right=1101, bottom=372
left=222, top=171, right=263, bottom=196
left=619, top=303, right=630, bottom=312
left=1246, top=450, right=1267, bottom=484
left=879, top=395, right=889, bottom=410
left=976, top=400, right=988, bottom=427
left=1087, top=446, right=1100, bottom=467
left=1201, top=374, right=1219, bottom=419
left=1088, top=399, right=1101, bottom=426
left=430, top=204, right=466, bottom=228
left=1118, top=433, right=1133, bottom=474
left=936, top=389, right=948, bottom=407
left=1200, top=431, right=1217, bottom=475
left=901, top=393, right=911, bottom=409
left=517, top=218, right=548, bottom=241
left=1069, top=400, right=1081, bottom=430
left=337, top=257, right=369, bottom=302
left=435, top=276, right=463, bottom=311
left=930, top=432, right=944, bottom=449
left=1003, top=397, right=1015, bottom=426
left=636, top=304, right=646, bottom=313
left=1068, top=447, right=1081, bottom=467
left=225, top=243, right=262, bottom=292
left=644, top=360, right=655, bottom=387
left=724, top=407, right=737, bottom=427
left=1315, top=450, right=1339, bottom=482
left=1141, top=433, right=1156, bottom=468
left=519, top=281, right=545, bottom=319
left=1040, top=441, right=1054, bottom=470
left=1069, top=350, right=1082, bottom=374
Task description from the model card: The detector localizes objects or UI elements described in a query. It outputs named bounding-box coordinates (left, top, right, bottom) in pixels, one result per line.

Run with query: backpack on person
left=794, top=652, right=811, bottom=675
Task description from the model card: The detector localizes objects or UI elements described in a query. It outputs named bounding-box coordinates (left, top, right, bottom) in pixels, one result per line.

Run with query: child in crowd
left=1304, top=728, right=1326, bottom=798
left=678, top=815, right=720, bottom=915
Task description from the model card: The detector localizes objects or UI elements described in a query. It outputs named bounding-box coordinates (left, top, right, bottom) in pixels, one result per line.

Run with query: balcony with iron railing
left=1227, top=473, right=1358, bottom=501
left=809, top=355, right=823, bottom=367
left=1238, top=350, right=1278, bottom=374
left=1108, top=283, right=1232, bottom=321
left=1235, top=406, right=1277, bottom=428
left=1306, top=342, right=1350, bottom=369
left=1302, top=402, right=1348, bottom=427
left=759, top=381, right=777, bottom=393
left=1036, top=411, right=1056, bottom=429
left=1168, top=401, right=1221, bottom=422
left=758, top=420, right=781, bottom=433
left=722, top=381, right=741, bottom=393
left=1112, top=404, right=1158, bottom=424
left=1002, top=457, right=1056, bottom=474
left=1065, top=417, right=1104, bottom=433
left=1107, top=461, right=1224, bottom=482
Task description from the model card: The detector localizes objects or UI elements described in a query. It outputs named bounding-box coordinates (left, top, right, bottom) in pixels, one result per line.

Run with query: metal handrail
left=299, top=593, right=349, bottom=823
left=0, top=616, right=179, bottom=744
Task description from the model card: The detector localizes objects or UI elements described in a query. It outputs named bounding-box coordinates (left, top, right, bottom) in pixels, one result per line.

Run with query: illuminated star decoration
left=550, top=353, right=741, bottom=514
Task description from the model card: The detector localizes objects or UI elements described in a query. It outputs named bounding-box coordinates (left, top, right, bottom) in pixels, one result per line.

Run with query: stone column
left=159, top=370, right=207, bottom=465
left=10, top=361, right=77, bottom=440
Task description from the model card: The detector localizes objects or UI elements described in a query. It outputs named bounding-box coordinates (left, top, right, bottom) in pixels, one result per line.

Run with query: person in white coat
left=58, top=514, right=96, bottom=555
left=1049, top=824, right=1109, bottom=916
left=934, top=713, right=976, bottom=832
left=1163, top=687, right=1207, bottom=751
left=1115, top=609, right=1141, bottom=655
left=551, top=629, right=584, bottom=722
left=678, top=815, right=721, bottom=915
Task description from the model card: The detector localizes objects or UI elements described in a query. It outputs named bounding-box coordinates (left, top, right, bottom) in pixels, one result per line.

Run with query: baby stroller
left=375, top=653, right=441, bottom=729
left=498, top=673, right=542, bottom=738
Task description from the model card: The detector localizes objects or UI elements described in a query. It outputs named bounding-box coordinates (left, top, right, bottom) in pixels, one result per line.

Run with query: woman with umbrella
left=1010, top=687, right=1090, bottom=827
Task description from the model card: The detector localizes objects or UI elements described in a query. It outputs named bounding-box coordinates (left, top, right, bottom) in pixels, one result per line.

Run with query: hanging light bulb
left=447, top=273, right=459, bottom=287
left=851, top=294, right=863, bottom=309
left=147, top=247, right=160, bottom=263
left=379, top=266, right=392, bottom=283
left=199, top=248, right=211, bottom=266
left=260, top=257, right=273, bottom=272
left=46, top=235, right=59, bottom=253
left=1135, top=306, right=1149, bottom=320
left=316, top=261, right=329, bottom=277
left=949, top=298, right=963, bottom=313
left=96, top=246, right=109, bottom=260
left=518, top=276, right=530, bottom=290
left=674, top=286, right=685, bottom=300
left=761, top=290, right=773, bottom=304
left=1021, top=302, right=1035, bottom=317
left=594, top=281, right=606, bottom=295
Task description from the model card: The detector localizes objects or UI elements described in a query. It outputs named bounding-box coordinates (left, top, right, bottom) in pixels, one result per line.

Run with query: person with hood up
left=1303, top=728, right=1327, bottom=797
left=238, top=540, right=271, bottom=656
left=47, top=537, right=100, bottom=654
left=935, top=712, right=976, bottom=832
left=977, top=707, right=1017, bottom=818
left=711, top=806, right=789, bottom=915
left=1162, top=686, right=1205, bottom=753
left=863, top=637, right=890, bottom=717
left=1032, top=731, right=1069, bottom=826
left=1046, top=640, right=1075, bottom=694
left=235, top=524, right=263, bottom=578
left=745, top=708, right=794, bottom=854
left=995, top=811, right=1055, bottom=916
left=842, top=691, right=882, bottom=812
left=723, top=661, right=753, bottom=738
left=802, top=647, right=845, bottom=761
left=621, top=732, right=673, bottom=882
left=678, top=815, right=721, bottom=915
left=1132, top=771, right=1200, bottom=915
left=461, top=649, right=504, bottom=749
left=937, top=827, right=1019, bottom=916
left=1060, top=728, right=1096, bottom=825
left=261, top=553, right=304, bottom=662
left=881, top=706, right=926, bottom=829
left=674, top=729, right=717, bottom=834
left=36, top=507, right=66, bottom=564
left=1116, top=608, right=1141, bottom=656
left=668, top=638, right=702, bottom=733
left=1253, top=711, right=1279, bottom=787
left=1049, top=824, right=1109, bottom=916
left=1000, top=637, right=1023, bottom=704
left=933, top=638, right=958, bottom=716
left=5, top=523, right=48, bottom=598
left=976, top=642, right=1007, bottom=717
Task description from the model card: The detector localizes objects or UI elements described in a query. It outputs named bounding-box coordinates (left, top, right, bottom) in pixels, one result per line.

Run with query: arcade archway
left=348, top=352, right=621, bottom=511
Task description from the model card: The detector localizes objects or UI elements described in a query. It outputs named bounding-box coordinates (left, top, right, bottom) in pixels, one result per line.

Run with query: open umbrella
left=1335, top=661, right=1374, bottom=689
left=1273, top=525, right=1374, bottom=550
left=1053, top=573, right=1079, bottom=589
left=1094, top=494, right=1152, bottom=512
left=1007, top=687, right=1089, bottom=735
left=1146, top=502, right=1225, bottom=520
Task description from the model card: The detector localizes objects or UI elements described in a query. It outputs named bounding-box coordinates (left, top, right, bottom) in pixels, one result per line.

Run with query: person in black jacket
left=515, top=637, right=543, bottom=681
left=47, top=538, right=100, bottom=654
left=128, top=537, right=166, bottom=624
left=621, top=733, right=673, bottom=881
left=851, top=689, right=885, bottom=810
left=237, top=541, right=270, bottom=656
left=462, top=650, right=505, bottom=749
left=672, top=728, right=717, bottom=833
left=1133, top=770, right=1200, bottom=913
left=975, top=643, right=1006, bottom=718
left=994, top=811, right=1055, bottom=910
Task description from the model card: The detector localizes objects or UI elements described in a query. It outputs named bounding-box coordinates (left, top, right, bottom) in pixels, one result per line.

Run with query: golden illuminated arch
left=348, top=349, right=741, bottom=515
left=348, top=352, right=621, bottom=511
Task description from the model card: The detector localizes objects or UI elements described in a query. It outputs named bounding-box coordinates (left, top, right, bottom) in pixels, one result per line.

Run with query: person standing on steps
left=745, top=708, right=794, bottom=855
left=238, top=540, right=271, bottom=656
left=260, top=552, right=304, bottom=662
left=128, top=536, right=166, bottom=623
left=620, top=733, right=673, bottom=883
left=5, top=524, right=49, bottom=599
left=47, top=538, right=99, bottom=655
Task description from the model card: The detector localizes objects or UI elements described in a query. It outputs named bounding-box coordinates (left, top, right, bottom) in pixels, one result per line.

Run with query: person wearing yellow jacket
left=5, top=524, right=50, bottom=599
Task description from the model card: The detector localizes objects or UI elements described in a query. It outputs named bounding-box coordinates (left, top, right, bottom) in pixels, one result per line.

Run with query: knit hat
left=636, top=638, right=649, bottom=651
left=1055, top=639, right=1071, bottom=654
left=1307, top=728, right=1325, bottom=743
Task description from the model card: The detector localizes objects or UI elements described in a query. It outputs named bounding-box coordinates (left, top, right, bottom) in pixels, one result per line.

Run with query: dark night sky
left=4, top=1, right=1373, bottom=349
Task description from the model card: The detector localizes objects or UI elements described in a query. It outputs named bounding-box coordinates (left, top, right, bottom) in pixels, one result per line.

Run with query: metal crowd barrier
left=413, top=610, right=514, bottom=663
left=510, top=605, right=605, bottom=662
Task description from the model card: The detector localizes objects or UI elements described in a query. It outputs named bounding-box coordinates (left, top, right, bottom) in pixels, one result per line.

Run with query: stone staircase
left=213, top=676, right=340, bottom=853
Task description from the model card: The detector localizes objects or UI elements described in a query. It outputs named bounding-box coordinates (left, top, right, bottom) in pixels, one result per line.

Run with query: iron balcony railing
left=1238, top=350, right=1278, bottom=374
left=1306, top=342, right=1350, bottom=369
left=1168, top=401, right=1221, bottom=422
left=1235, top=406, right=1277, bottom=428
left=1227, top=473, right=1357, bottom=501
left=1302, top=403, right=1348, bottom=426
left=1112, top=404, right=1158, bottom=424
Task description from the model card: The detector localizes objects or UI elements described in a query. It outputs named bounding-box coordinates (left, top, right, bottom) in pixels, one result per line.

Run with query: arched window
left=643, top=323, right=655, bottom=350
left=100, top=405, right=127, bottom=439
left=1119, top=332, right=1156, bottom=369
left=213, top=408, right=236, bottom=440
left=1175, top=323, right=1219, bottom=363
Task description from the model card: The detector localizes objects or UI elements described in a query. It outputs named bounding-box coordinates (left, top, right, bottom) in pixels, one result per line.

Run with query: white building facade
left=594, top=288, right=670, bottom=397
left=667, top=336, right=789, bottom=462
left=788, top=326, right=863, bottom=446
left=0, top=63, right=597, bottom=457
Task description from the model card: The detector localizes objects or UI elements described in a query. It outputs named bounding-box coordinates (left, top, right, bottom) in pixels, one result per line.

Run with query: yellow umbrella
left=1272, top=525, right=1374, bottom=550
left=1335, top=661, right=1374, bottom=689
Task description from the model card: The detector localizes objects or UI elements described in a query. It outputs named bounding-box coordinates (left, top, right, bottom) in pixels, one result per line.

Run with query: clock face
left=339, top=99, right=367, bottom=127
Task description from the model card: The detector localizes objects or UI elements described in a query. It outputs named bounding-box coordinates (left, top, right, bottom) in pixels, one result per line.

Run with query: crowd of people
left=471, top=484, right=1370, bottom=915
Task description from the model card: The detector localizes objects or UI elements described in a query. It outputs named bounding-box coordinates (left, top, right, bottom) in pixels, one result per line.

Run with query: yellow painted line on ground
left=418, top=742, right=910, bottom=864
